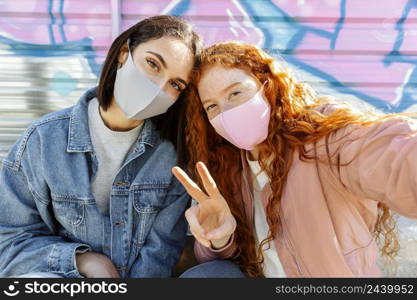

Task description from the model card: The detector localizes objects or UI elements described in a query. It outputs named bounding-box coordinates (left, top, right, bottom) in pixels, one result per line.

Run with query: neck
left=99, top=96, right=144, bottom=131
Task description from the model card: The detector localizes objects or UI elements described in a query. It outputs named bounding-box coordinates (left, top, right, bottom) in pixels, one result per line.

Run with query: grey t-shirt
left=87, top=97, right=143, bottom=216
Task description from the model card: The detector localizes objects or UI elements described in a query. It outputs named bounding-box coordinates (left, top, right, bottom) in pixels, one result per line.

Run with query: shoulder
left=3, top=106, right=74, bottom=170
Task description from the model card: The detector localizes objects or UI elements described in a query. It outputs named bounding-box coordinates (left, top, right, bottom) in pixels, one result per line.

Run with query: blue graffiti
left=382, top=0, right=417, bottom=112
left=0, top=0, right=101, bottom=78
left=168, top=0, right=416, bottom=113
left=239, top=0, right=396, bottom=112
left=0, top=0, right=415, bottom=113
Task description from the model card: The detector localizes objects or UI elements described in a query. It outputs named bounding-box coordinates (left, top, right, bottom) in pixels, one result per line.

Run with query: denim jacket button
left=114, top=221, right=125, bottom=227
left=115, top=181, right=128, bottom=186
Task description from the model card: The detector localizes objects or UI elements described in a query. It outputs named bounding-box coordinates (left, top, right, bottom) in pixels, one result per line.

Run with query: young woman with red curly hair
left=174, top=41, right=417, bottom=278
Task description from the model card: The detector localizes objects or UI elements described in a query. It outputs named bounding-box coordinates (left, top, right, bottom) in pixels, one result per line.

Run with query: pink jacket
left=194, top=104, right=417, bottom=277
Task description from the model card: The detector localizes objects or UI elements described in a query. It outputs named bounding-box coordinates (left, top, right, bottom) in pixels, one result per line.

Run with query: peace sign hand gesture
left=172, top=162, right=237, bottom=249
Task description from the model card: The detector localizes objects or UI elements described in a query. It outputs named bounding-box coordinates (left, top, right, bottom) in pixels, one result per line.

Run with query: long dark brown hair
left=97, top=15, right=202, bottom=163
left=184, top=41, right=416, bottom=277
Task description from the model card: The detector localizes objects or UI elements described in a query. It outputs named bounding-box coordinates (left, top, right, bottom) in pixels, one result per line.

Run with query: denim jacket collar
left=67, top=87, right=158, bottom=153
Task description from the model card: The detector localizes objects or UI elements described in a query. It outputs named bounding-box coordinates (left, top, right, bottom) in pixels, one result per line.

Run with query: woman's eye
left=205, top=104, right=216, bottom=112
left=230, top=91, right=241, bottom=98
left=170, top=81, right=183, bottom=92
left=146, top=58, right=160, bottom=71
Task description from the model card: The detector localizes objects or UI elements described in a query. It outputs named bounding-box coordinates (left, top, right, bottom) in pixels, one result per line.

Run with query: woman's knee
left=179, top=260, right=246, bottom=278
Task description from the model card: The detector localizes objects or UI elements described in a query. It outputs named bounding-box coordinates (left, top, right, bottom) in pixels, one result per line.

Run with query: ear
left=117, top=43, right=129, bottom=67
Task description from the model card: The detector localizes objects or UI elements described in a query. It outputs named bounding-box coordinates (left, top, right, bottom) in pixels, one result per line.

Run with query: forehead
left=133, top=37, right=194, bottom=80
left=198, top=65, right=259, bottom=99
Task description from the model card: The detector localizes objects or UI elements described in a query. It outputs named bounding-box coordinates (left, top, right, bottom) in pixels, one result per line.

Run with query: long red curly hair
left=184, top=41, right=414, bottom=277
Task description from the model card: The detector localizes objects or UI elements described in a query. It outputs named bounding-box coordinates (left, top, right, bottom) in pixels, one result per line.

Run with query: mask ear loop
left=258, top=80, right=271, bottom=110
left=259, top=80, right=267, bottom=93
left=126, top=38, right=131, bottom=52
left=118, top=38, right=131, bottom=69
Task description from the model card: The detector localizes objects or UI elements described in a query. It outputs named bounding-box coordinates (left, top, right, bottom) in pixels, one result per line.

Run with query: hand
left=172, top=161, right=237, bottom=249
left=75, top=252, right=120, bottom=278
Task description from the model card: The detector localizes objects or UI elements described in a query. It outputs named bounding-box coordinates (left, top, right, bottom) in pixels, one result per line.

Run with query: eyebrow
left=202, top=82, right=242, bottom=105
left=223, top=82, right=241, bottom=93
left=146, top=51, right=188, bottom=87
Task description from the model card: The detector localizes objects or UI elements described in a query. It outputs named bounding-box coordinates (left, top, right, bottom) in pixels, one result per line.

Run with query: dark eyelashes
left=170, top=80, right=185, bottom=92
left=205, top=104, right=216, bottom=112
left=146, top=58, right=160, bottom=71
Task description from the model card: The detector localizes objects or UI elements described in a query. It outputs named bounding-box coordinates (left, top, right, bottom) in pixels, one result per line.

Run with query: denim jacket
left=0, top=87, right=190, bottom=278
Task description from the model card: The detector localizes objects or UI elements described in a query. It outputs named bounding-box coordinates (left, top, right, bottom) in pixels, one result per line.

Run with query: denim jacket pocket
left=131, top=186, right=167, bottom=248
left=51, top=197, right=87, bottom=241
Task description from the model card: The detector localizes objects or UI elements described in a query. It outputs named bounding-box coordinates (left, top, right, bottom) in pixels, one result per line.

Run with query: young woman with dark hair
left=0, top=15, right=202, bottom=278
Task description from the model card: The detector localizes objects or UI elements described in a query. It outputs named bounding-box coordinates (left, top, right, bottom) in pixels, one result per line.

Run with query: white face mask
left=113, top=42, right=175, bottom=120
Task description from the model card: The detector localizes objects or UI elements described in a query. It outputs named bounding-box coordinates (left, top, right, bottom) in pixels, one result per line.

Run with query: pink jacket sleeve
left=193, top=233, right=238, bottom=263
left=336, top=115, right=417, bottom=219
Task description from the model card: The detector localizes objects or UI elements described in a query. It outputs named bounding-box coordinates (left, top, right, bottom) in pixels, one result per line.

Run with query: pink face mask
left=209, top=89, right=271, bottom=150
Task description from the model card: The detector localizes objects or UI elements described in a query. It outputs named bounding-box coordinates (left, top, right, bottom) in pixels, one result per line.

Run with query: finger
left=185, top=206, right=205, bottom=237
left=196, top=162, right=221, bottom=198
left=172, top=166, right=208, bottom=203
left=204, top=217, right=236, bottom=240
left=185, top=207, right=211, bottom=247
left=190, top=228, right=210, bottom=248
